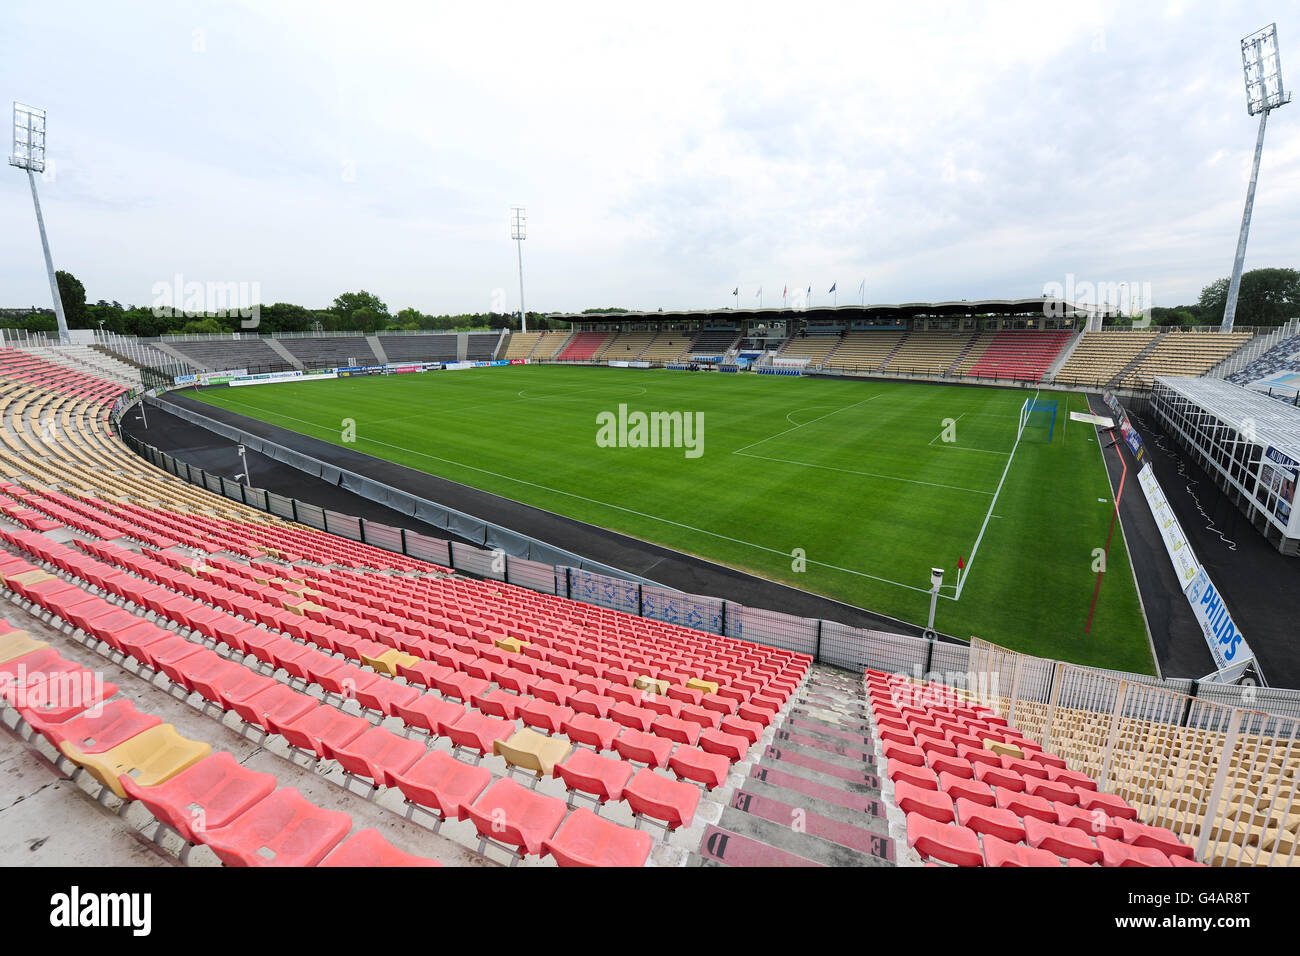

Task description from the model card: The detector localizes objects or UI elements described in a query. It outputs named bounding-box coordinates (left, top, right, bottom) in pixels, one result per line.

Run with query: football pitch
left=190, top=365, right=1154, bottom=673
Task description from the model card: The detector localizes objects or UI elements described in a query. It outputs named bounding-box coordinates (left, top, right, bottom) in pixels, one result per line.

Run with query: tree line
left=0, top=274, right=570, bottom=337
left=1118, top=267, right=1299, bottom=328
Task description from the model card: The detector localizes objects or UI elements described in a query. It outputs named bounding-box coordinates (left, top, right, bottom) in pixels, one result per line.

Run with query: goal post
left=1019, top=397, right=1058, bottom=444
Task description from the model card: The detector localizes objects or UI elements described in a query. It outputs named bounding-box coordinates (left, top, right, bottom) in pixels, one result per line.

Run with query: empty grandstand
left=881, top=331, right=974, bottom=375
left=557, top=331, right=611, bottom=361
left=1118, top=331, right=1254, bottom=389
left=277, top=335, right=381, bottom=369
left=376, top=333, right=460, bottom=362
left=1053, top=329, right=1161, bottom=386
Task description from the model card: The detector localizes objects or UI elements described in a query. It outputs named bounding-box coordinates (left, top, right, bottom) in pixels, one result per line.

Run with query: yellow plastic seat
left=3, top=568, right=55, bottom=589
left=0, top=630, right=48, bottom=664
left=494, top=728, right=572, bottom=778
left=360, top=648, right=418, bottom=677
left=634, top=675, right=669, bottom=696
left=984, top=739, right=1024, bottom=760
left=60, top=724, right=211, bottom=799
left=687, top=677, right=719, bottom=695
left=494, top=636, right=529, bottom=654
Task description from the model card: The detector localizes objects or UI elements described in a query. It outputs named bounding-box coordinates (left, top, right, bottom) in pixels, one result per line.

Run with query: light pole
left=924, top=567, right=944, bottom=640
left=9, top=103, right=70, bottom=344
left=511, top=206, right=527, bottom=333
left=1222, top=24, right=1292, bottom=332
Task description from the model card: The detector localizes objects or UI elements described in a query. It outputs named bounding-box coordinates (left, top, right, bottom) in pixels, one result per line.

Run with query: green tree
left=1198, top=268, right=1300, bottom=326
left=177, top=317, right=226, bottom=334
left=330, top=291, right=390, bottom=330
left=55, top=270, right=88, bottom=328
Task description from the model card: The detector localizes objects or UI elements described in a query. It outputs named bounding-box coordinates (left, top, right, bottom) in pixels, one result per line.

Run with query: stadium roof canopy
left=550, top=298, right=1092, bottom=323
left=1155, top=376, right=1300, bottom=462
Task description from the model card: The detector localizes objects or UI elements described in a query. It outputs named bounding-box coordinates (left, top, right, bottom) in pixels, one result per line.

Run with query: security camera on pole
left=237, top=444, right=251, bottom=487
left=924, top=567, right=944, bottom=640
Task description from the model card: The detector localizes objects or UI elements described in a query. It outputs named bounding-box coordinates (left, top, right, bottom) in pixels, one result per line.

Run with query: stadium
left=0, top=5, right=1297, bottom=906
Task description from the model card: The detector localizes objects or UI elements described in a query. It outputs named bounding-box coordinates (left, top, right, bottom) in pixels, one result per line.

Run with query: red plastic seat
left=938, top=772, right=995, bottom=807
left=679, top=703, right=722, bottom=730
left=24, top=698, right=160, bottom=755
left=1024, top=815, right=1102, bottom=864
left=391, top=694, right=465, bottom=735
left=894, top=780, right=955, bottom=824
left=569, top=690, right=616, bottom=719
left=1117, top=819, right=1196, bottom=859
left=718, top=714, right=762, bottom=744
left=609, top=701, right=656, bottom=732
left=439, top=710, right=515, bottom=757
left=270, top=705, right=368, bottom=760
left=229, top=682, right=317, bottom=731
left=982, top=834, right=1062, bottom=867
left=889, top=761, right=940, bottom=790
left=650, top=714, right=700, bottom=747
left=623, top=769, right=700, bottom=830
left=698, top=728, right=749, bottom=763
left=121, top=751, right=277, bottom=843
left=668, top=745, right=730, bottom=790
left=319, top=827, right=441, bottom=867
left=1076, top=789, right=1138, bottom=820
left=995, top=788, right=1057, bottom=824
left=330, top=726, right=426, bottom=787
left=554, top=747, right=635, bottom=804
left=1096, top=834, right=1171, bottom=867
left=613, top=728, right=674, bottom=769
left=542, top=807, right=653, bottom=867
left=973, top=762, right=1026, bottom=793
left=391, top=749, right=492, bottom=820
left=520, top=698, right=575, bottom=735
left=906, top=811, right=983, bottom=867
left=470, top=688, right=525, bottom=721
left=1052, top=801, right=1124, bottom=841
left=201, top=787, right=351, bottom=867
left=463, top=777, right=567, bottom=857
left=562, top=712, right=621, bottom=751
left=353, top=679, right=420, bottom=718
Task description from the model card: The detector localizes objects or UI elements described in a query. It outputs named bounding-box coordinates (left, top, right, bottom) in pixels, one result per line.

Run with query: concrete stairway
left=692, top=665, right=895, bottom=867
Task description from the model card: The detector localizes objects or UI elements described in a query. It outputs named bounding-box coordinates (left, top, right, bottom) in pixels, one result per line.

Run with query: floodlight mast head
left=9, top=103, right=46, bottom=172
left=1243, top=23, right=1292, bottom=116
left=1222, top=25, right=1292, bottom=332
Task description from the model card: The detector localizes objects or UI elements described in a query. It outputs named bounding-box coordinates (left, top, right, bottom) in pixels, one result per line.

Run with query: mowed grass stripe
left=191, top=366, right=1153, bottom=673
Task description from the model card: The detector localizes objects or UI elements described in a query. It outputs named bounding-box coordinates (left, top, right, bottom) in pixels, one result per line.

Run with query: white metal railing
left=966, top=637, right=1300, bottom=866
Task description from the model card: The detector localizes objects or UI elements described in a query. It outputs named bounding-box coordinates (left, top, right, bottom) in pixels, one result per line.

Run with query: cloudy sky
left=1, top=1, right=1297, bottom=316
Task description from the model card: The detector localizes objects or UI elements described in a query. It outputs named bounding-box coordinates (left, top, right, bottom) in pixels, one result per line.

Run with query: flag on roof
left=732, top=287, right=738, bottom=295
left=829, top=282, right=837, bottom=293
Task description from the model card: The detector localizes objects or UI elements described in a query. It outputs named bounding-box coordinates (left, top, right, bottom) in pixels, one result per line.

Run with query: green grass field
left=191, top=365, right=1154, bottom=673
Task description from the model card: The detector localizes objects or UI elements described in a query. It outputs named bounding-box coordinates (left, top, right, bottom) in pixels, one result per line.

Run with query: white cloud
left=0, top=0, right=1296, bottom=314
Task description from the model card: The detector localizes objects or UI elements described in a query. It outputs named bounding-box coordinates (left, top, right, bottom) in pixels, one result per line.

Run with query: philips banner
left=1136, top=463, right=1254, bottom=678
left=1185, top=568, right=1254, bottom=675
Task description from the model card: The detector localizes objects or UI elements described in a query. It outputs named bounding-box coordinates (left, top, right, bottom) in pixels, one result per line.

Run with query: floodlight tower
left=9, top=103, right=70, bottom=344
left=1222, top=24, right=1292, bottom=332
left=511, top=206, right=527, bottom=333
